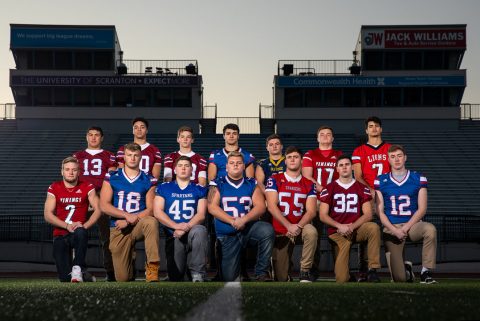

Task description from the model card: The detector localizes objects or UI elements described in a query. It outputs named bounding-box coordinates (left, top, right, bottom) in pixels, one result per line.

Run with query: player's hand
left=176, top=222, right=191, bottom=232
left=337, top=224, right=352, bottom=236
left=66, top=223, right=75, bottom=233
left=173, top=229, right=186, bottom=238
left=232, top=217, right=246, bottom=230
left=125, top=213, right=139, bottom=225
left=115, top=220, right=129, bottom=230
left=393, top=228, right=407, bottom=241
left=400, top=225, right=411, bottom=235
left=71, top=221, right=84, bottom=231
left=315, top=184, right=324, bottom=193
left=286, top=223, right=300, bottom=237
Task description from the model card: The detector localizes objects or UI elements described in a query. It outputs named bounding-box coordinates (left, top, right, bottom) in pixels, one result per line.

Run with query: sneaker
left=420, top=270, right=437, bottom=284
left=192, top=273, right=205, bottom=282
left=70, top=265, right=83, bottom=283
left=367, top=269, right=381, bottom=283
left=255, top=274, right=273, bottom=282
left=404, top=261, right=415, bottom=283
left=357, top=271, right=367, bottom=282
left=299, top=270, right=313, bottom=283
left=83, top=270, right=96, bottom=282
left=348, top=273, right=357, bottom=282
left=145, top=262, right=159, bottom=282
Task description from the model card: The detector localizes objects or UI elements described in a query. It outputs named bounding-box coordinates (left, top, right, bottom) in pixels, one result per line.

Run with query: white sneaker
left=70, top=265, right=83, bottom=283
left=192, top=273, right=204, bottom=282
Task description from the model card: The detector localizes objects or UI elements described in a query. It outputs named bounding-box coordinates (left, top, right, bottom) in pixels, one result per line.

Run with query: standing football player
left=44, top=157, right=101, bottom=282
left=163, top=126, right=207, bottom=186
left=255, top=134, right=286, bottom=193
left=319, top=155, right=381, bottom=283
left=73, top=126, right=117, bottom=281
left=208, top=151, right=274, bottom=281
left=375, top=145, right=437, bottom=284
left=100, top=143, right=160, bottom=282
left=154, top=156, right=208, bottom=282
left=116, top=117, right=162, bottom=179
left=265, top=146, right=317, bottom=282
left=208, top=123, right=255, bottom=181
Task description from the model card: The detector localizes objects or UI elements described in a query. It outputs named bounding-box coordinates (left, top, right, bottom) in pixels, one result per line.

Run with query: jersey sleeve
left=154, top=147, right=162, bottom=165
left=163, top=153, right=174, bottom=179
left=208, top=151, right=216, bottom=164
left=246, top=153, right=255, bottom=166
left=264, top=176, right=278, bottom=193
left=116, top=147, right=125, bottom=165
left=373, top=178, right=381, bottom=190
left=104, top=172, right=112, bottom=184
left=302, top=150, right=314, bottom=168
left=86, top=183, right=96, bottom=195
left=361, top=185, right=373, bottom=203
left=150, top=176, right=158, bottom=187
left=197, top=156, right=208, bottom=178
left=419, top=174, right=428, bottom=188
left=318, top=186, right=332, bottom=204
left=155, top=183, right=165, bottom=197
left=352, top=146, right=362, bottom=165
left=47, top=184, right=56, bottom=197
left=197, top=185, right=208, bottom=199
left=306, top=181, right=316, bottom=198
left=107, top=151, right=118, bottom=168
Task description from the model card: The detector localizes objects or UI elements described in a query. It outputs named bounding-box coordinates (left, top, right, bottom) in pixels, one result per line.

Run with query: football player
left=319, top=155, right=381, bottom=283
left=375, top=145, right=437, bottom=284
left=100, top=143, right=160, bottom=282
left=116, top=117, right=162, bottom=179
left=154, top=156, right=208, bottom=282
left=255, top=134, right=285, bottom=193
left=208, top=123, right=255, bottom=181
left=207, top=151, right=274, bottom=281
left=163, top=126, right=207, bottom=186
left=265, top=146, right=317, bottom=282
left=44, top=157, right=101, bottom=282
left=73, top=126, right=117, bottom=281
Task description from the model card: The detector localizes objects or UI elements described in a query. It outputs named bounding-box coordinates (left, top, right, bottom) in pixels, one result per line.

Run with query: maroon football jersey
left=116, top=143, right=162, bottom=176
left=319, top=179, right=372, bottom=235
left=265, top=173, right=316, bottom=235
left=73, top=149, right=117, bottom=191
left=352, top=142, right=391, bottom=188
left=163, top=151, right=207, bottom=184
left=47, top=181, right=95, bottom=237
left=302, top=148, right=343, bottom=188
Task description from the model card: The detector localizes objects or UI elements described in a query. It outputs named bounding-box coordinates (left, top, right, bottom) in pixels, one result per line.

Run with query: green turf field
left=0, top=279, right=479, bottom=321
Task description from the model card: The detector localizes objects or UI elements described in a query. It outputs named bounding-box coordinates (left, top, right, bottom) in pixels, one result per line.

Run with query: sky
left=1, top=0, right=479, bottom=116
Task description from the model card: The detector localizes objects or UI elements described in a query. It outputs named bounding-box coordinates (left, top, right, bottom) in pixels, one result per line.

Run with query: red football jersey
left=352, top=142, right=391, bottom=188
left=73, top=149, right=117, bottom=191
left=265, top=173, right=316, bottom=235
left=47, top=181, right=96, bottom=237
left=116, top=143, right=162, bottom=176
left=302, top=149, right=343, bottom=188
left=163, top=151, right=207, bottom=184
left=319, top=179, right=372, bottom=235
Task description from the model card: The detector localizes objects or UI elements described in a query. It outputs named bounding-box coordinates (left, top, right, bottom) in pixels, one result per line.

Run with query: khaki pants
left=272, top=224, right=318, bottom=281
left=329, top=222, right=381, bottom=283
left=109, top=216, right=160, bottom=282
left=383, top=221, right=437, bottom=282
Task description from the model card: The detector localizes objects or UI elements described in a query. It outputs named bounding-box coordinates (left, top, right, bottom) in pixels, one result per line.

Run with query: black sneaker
left=255, top=274, right=273, bottom=282
left=348, top=273, right=357, bottom=282
left=420, top=270, right=437, bottom=284
left=404, top=261, right=414, bottom=283
left=367, top=269, right=381, bottom=283
left=299, top=270, right=313, bottom=283
left=357, top=272, right=368, bottom=282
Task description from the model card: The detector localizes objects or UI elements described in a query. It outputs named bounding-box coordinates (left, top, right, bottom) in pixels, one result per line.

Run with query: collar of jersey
left=335, top=178, right=356, bottom=190
left=140, top=142, right=150, bottom=150
left=284, top=172, right=302, bottom=183
left=85, top=149, right=104, bottom=155
left=269, top=156, right=285, bottom=167
left=122, top=168, right=141, bottom=183
left=178, top=150, right=195, bottom=157
left=389, top=170, right=410, bottom=186
left=226, top=176, right=244, bottom=189
left=223, top=147, right=242, bottom=157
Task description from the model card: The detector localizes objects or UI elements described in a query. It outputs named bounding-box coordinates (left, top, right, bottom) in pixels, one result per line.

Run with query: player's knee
left=303, top=224, right=318, bottom=240
left=74, top=227, right=87, bottom=239
left=142, top=216, right=158, bottom=230
left=191, top=225, right=207, bottom=238
left=424, top=224, right=437, bottom=240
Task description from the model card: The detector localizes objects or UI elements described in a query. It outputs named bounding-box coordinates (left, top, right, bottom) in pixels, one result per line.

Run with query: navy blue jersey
left=104, top=168, right=157, bottom=227
left=156, top=181, right=207, bottom=235
left=375, top=171, right=428, bottom=224
left=208, top=148, right=255, bottom=179
left=257, top=156, right=286, bottom=184
left=211, top=176, right=257, bottom=236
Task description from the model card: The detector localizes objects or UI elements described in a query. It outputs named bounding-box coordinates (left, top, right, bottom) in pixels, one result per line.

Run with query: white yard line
left=182, top=282, right=243, bottom=321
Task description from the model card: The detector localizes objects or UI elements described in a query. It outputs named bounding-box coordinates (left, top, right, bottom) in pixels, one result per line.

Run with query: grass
left=0, top=279, right=479, bottom=321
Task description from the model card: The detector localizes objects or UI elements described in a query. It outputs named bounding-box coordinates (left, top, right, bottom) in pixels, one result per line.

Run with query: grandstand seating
left=0, top=120, right=479, bottom=220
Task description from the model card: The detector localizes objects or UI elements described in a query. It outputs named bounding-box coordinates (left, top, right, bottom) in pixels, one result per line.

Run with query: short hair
left=388, top=144, right=406, bottom=155
left=124, top=142, right=142, bottom=153
left=86, top=126, right=104, bottom=137
left=132, top=117, right=149, bottom=129
left=174, top=155, right=192, bottom=167
left=227, top=150, right=244, bottom=162
left=223, top=123, right=240, bottom=134
left=316, top=125, right=334, bottom=136
left=365, top=116, right=382, bottom=129
left=284, top=146, right=302, bottom=157
left=266, top=133, right=282, bottom=145
left=177, top=126, right=194, bottom=138
left=336, top=154, right=352, bottom=166
left=62, top=156, right=79, bottom=169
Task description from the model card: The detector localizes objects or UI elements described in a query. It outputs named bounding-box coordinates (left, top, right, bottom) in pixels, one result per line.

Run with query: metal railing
left=277, top=60, right=357, bottom=76
left=461, top=103, right=480, bottom=120
left=202, top=104, right=217, bottom=119
left=0, top=104, right=16, bottom=119
left=116, top=59, right=198, bottom=76
left=0, top=214, right=478, bottom=243
left=259, top=104, right=274, bottom=119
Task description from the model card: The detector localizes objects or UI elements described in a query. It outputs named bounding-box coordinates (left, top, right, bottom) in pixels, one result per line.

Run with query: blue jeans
left=52, top=228, right=88, bottom=282
left=217, top=221, right=274, bottom=282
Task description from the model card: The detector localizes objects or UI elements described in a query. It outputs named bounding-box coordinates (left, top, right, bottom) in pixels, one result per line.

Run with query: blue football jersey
left=374, top=171, right=428, bottom=224
left=211, top=176, right=257, bottom=236
left=105, top=168, right=157, bottom=227
left=257, top=156, right=286, bottom=184
left=156, top=181, right=207, bottom=235
left=208, top=148, right=255, bottom=179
